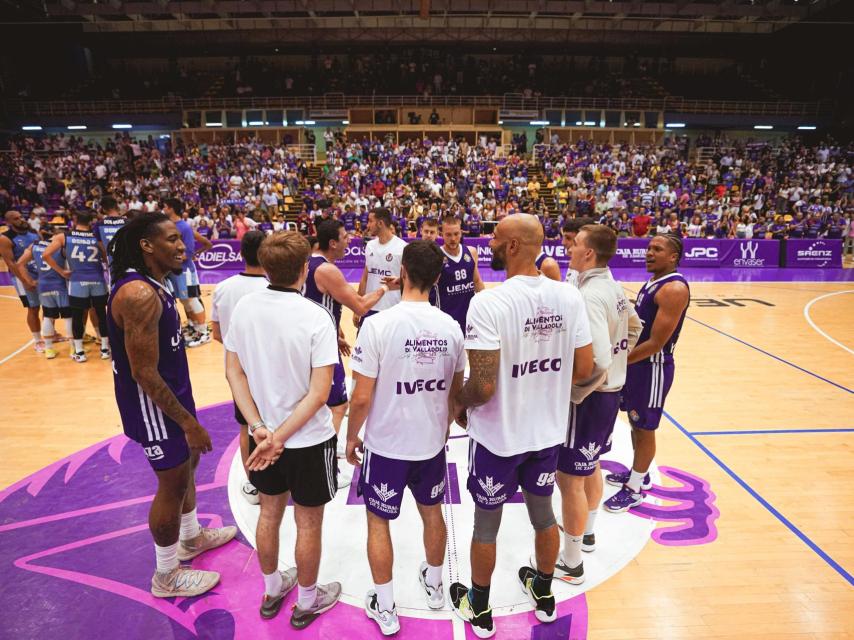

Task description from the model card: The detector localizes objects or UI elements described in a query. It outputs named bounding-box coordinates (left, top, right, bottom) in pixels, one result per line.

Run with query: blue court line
left=691, top=428, right=854, bottom=436
left=665, top=409, right=854, bottom=587
left=686, top=316, right=853, bottom=394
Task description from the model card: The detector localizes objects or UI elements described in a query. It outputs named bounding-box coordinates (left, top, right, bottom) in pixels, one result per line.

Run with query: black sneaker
left=518, top=566, right=557, bottom=623
left=449, top=582, right=494, bottom=638
left=582, top=533, right=596, bottom=553
left=553, top=554, right=585, bottom=585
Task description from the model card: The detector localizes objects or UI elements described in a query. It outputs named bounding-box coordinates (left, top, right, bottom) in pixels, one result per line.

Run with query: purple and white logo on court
left=403, top=330, right=449, bottom=365
left=523, top=306, right=564, bottom=343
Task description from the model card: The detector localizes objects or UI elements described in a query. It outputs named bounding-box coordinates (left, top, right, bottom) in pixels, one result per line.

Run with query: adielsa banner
left=784, top=238, right=843, bottom=268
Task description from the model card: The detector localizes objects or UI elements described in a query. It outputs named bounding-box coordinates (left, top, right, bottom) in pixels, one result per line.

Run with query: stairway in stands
left=529, top=165, right=559, bottom=217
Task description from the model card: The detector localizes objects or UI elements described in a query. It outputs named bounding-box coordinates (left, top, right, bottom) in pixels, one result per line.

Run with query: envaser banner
left=784, top=238, right=843, bottom=268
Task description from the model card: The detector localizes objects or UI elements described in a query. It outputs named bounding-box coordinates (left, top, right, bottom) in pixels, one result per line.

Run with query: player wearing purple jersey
left=430, top=214, right=484, bottom=334
left=534, top=222, right=562, bottom=282
left=604, top=234, right=690, bottom=513
left=106, top=213, right=236, bottom=598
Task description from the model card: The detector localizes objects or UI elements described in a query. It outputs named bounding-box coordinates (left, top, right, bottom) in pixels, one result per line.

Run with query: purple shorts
left=621, top=356, right=675, bottom=431
left=467, top=440, right=560, bottom=510
left=127, top=415, right=190, bottom=471
left=358, top=448, right=446, bottom=520
left=558, top=391, right=620, bottom=476
left=327, top=358, right=348, bottom=407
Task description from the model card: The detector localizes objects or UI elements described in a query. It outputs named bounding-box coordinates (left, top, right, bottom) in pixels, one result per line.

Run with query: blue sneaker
left=605, top=470, right=651, bottom=490
left=604, top=485, right=644, bottom=513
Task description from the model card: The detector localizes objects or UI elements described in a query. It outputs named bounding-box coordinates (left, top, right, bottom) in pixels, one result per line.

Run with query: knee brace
left=472, top=505, right=503, bottom=544
left=522, top=490, right=557, bottom=531
left=183, top=297, right=204, bottom=315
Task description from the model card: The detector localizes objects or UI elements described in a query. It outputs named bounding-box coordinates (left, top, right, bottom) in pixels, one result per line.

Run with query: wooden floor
left=1, top=279, right=852, bottom=639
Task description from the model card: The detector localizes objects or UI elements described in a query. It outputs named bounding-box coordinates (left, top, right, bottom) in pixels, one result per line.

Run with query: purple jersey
left=633, top=272, right=690, bottom=361
left=431, top=245, right=476, bottom=333
left=535, top=251, right=548, bottom=271
left=303, top=254, right=342, bottom=329
left=107, top=271, right=196, bottom=448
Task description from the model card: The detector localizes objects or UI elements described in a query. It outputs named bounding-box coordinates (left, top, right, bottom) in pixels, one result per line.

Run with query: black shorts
left=249, top=435, right=338, bottom=506
left=187, top=284, right=201, bottom=299
left=233, top=402, right=247, bottom=426
left=69, top=294, right=108, bottom=309
left=42, top=306, right=72, bottom=319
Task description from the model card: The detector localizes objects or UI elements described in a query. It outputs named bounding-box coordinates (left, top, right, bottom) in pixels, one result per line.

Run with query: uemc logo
left=511, top=357, right=562, bottom=378
left=196, top=243, right=241, bottom=269
left=396, top=378, right=448, bottom=394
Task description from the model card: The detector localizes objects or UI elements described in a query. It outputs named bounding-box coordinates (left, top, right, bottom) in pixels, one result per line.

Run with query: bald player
left=450, top=214, right=594, bottom=638
left=1, top=210, right=42, bottom=350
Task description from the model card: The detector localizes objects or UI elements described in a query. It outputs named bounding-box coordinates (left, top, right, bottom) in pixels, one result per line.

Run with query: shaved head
left=490, top=214, right=543, bottom=273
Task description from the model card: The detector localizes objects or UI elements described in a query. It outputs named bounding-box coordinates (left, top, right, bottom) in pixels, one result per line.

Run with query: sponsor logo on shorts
left=372, top=482, right=398, bottom=503
left=523, top=306, right=564, bottom=342
left=430, top=479, right=445, bottom=499
left=580, top=442, right=602, bottom=462
left=143, top=445, right=165, bottom=461
left=477, top=476, right=504, bottom=498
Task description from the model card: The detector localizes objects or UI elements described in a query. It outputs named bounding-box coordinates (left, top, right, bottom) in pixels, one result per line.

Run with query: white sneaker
left=364, top=590, right=400, bottom=636
left=187, top=331, right=211, bottom=348
left=337, top=466, right=352, bottom=490
left=72, top=351, right=88, bottom=363
left=418, top=561, right=444, bottom=609
left=242, top=481, right=260, bottom=505
left=100, top=348, right=111, bottom=360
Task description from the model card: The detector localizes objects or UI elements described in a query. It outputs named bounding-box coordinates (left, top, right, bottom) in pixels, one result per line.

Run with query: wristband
left=380, top=284, right=389, bottom=293
left=248, top=420, right=265, bottom=435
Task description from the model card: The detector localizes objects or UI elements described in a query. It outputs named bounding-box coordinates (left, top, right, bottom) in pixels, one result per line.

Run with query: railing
left=4, top=95, right=829, bottom=118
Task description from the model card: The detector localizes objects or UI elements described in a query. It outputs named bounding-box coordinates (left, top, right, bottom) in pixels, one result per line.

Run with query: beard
left=490, top=253, right=506, bottom=271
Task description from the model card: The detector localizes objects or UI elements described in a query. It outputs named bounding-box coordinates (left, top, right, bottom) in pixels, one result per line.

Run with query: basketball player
left=553, top=225, right=641, bottom=585
left=431, top=214, right=484, bottom=335
left=420, top=217, right=439, bottom=242
left=450, top=214, right=594, bottom=637
left=225, top=231, right=342, bottom=629
left=354, top=208, right=406, bottom=327
left=534, top=243, right=561, bottom=281
left=95, top=196, right=126, bottom=266
left=346, top=240, right=466, bottom=636
left=304, top=220, right=389, bottom=487
left=0, top=210, right=43, bottom=351
left=211, top=230, right=268, bottom=506
left=17, top=225, right=74, bottom=359
left=43, top=210, right=110, bottom=362
left=604, top=234, right=689, bottom=512
left=106, top=213, right=236, bottom=598
left=561, top=218, right=593, bottom=287
left=163, top=198, right=213, bottom=347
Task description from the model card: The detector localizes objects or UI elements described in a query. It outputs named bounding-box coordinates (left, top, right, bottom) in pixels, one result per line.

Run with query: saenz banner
left=785, top=238, right=843, bottom=268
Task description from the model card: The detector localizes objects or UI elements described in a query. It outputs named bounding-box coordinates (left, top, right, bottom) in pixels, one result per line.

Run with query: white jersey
left=211, top=272, right=268, bottom=344
left=364, top=235, right=407, bottom=311
left=224, top=288, right=339, bottom=449
left=352, top=301, right=466, bottom=460
left=571, top=267, right=642, bottom=404
left=465, top=275, right=592, bottom=457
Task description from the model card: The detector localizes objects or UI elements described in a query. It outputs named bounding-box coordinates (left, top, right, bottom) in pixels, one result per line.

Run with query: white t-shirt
left=211, top=272, right=269, bottom=344
left=224, top=288, right=339, bottom=448
left=351, top=301, right=466, bottom=460
left=464, top=275, right=592, bottom=457
left=364, top=235, right=407, bottom=311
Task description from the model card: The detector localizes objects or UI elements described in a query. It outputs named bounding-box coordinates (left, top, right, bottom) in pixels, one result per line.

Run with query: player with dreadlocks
left=604, top=232, right=690, bottom=513
left=106, top=213, right=236, bottom=597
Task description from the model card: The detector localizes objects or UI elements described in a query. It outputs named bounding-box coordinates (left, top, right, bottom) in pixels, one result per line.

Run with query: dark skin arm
left=628, top=280, right=690, bottom=364
left=453, top=349, right=500, bottom=425
left=113, top=279, right=212, bottom=453
left=0, top=235, right=37, bottom=289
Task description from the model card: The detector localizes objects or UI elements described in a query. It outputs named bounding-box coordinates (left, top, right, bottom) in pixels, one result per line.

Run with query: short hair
left=240, top=230, right=265, bottom=267
left=439, top=214, right=459, bottom=227
left=371, top=207, right=393, bottom=228
left=658, top=232, right=684, bottom=264
left=562, top=217, right=593, bottom=234
left=258, top=231, right=310, bottom=286
left=164, top=197, right=183, bottom=215
left=75, top=210, right=95, bottom=226
left=101, top=196, right=118, bottom=212
left=579, top=224, right=617, bottom=266
left=317, top=220, right=345, bottom=250
left=402, top=240, right=444, bottom=293
left=422, top=217, right=439, bottom=229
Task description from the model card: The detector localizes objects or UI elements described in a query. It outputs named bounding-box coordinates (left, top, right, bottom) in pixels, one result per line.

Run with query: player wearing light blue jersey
left=0, top=210, right=43, bottom=351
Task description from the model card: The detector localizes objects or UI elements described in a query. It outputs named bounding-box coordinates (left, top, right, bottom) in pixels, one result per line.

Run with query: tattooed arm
left=455, top=349, right=500, bottom=411
left=114, top=279, right=212, bottom=453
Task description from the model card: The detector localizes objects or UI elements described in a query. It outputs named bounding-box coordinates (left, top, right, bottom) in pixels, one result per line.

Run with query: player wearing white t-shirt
left=210, top=230, right=268, bottom=505
left=347, top=241, right=466, bottom=635
left=354, top=208, right=407, bottom=327
left=561, top=218, right=593, bottom=288
left=556, top=225, right=642, bottom=586
left=225, top=232, right=342, bottom=629
left=449, top=215, right=594, bottom=638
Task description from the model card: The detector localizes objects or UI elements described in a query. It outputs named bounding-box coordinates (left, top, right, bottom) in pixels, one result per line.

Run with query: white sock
left=564, top=534, right=583, bottom=569
left=193, top=322, right=208, bottom=333
left=154, top=542, right=179, bottom=574
left=263, top=570, right=283, bottom=597
left=584, top=509, right=598, bottom=536
left=375, top=580, right=395, bottom=612
left=64, top=318, right=73, bottom=336
left=42, top=318, right=55, bottom=348
left=179, top=508, right=201, bottom=541
left=101, top=337, right=109, bottom=350
left=298, top=583, right=317, bottom=609
left=627, top=470, right=645, bottom=493
left=32, top=331, right=41, bottom=342
left=426, top=563, right=443, bottom=589
left=73, top=339, right=83, bottom=353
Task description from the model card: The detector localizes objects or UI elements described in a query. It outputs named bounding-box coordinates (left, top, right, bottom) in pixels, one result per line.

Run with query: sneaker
left=242, top=481, right=260, bottom=506
left=605, top=470, right=651, bottom=490
left=187, top=331, right=211, bottom=348
left=150, top=565, right=220, bottom=598
left=603, top=485, right=644, bottom=513
left=290, top=582, right=341, bottom=629
left=177, top=525, right=238, bottom=561
left=582, top=533, right=596, bottom=553
left=34, top=340, right=45, bottom=353
left=337, top=466, right=352, bottom=490
left=260, top=568, right=298, bottom=619
left=44, top=348, right=58, bottom=360
left=71, top=351, right=88, bottom=363
left=364, top=590, right=400, bottom=636
left=449, top=583, right=494, bottom=638
left=182, top=324, right=195, bottom=340
left=418, top=561, right=444, bottom=610
left=553, top=554, right=585, bottom=585
left=518, top=566, right=557, bottom=623
left=100, top=348, right=111, bottom=360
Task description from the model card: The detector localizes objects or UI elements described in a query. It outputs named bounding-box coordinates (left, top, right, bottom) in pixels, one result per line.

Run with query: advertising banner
left=784, top=238, right=843, bottom=268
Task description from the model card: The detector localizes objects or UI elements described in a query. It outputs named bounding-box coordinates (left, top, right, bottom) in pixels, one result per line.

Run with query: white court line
left=803, top=289, right=854, bottom=356
left=0, top=340, right=34, bottom=365
left=0, top=294, right=20, bottom=300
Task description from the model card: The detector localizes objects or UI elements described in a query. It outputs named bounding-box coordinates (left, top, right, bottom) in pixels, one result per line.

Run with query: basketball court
left=1, top=266, right=852, bottom=639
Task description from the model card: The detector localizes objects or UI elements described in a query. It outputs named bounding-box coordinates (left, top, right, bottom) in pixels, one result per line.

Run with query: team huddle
left=40, top=204, right=689, bottom=637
